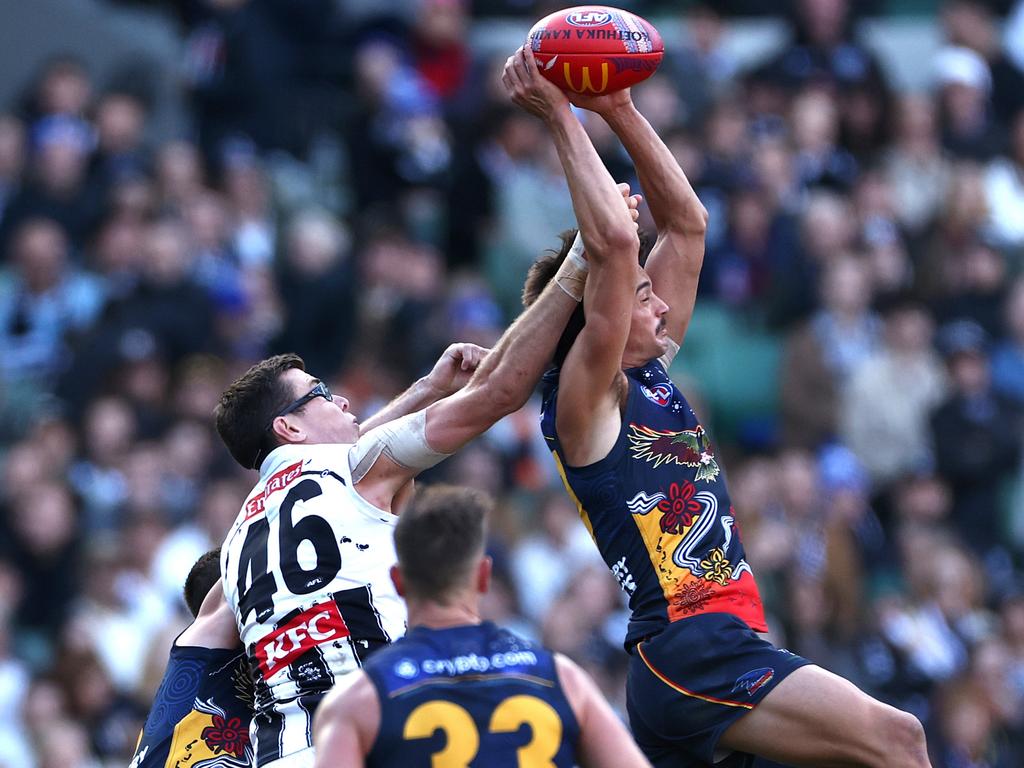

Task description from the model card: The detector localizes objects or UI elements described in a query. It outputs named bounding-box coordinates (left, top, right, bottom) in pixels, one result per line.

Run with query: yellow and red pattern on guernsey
left=625, top=423, right=764, bottom=627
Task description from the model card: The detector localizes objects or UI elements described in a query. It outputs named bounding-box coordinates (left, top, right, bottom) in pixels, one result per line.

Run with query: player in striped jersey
left=214, top=165, right=640, bottom=765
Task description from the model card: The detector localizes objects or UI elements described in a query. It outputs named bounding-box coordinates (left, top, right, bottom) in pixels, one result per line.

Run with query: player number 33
left=403, top=695, right=562, bottom=768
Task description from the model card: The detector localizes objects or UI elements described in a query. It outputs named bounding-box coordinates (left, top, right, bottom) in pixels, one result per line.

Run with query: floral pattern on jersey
left=629, top=485, right=751, bottom=590
left=201, top=714, right=250, bottom=758
left=657, top=481, right=703, bottom=534
left=628, top=424, right=721, bottom=482
left=699, top=547, right=733, bottom=586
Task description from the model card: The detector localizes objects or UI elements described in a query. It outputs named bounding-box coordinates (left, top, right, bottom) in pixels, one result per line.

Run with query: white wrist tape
left=658, top=337, right=680, bottom=370
left=553, top=231, right=589, bottom=302
left=349, top=409, right=451, bottom=483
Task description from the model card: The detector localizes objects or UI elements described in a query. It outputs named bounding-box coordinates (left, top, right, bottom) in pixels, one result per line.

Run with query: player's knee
left=876, top=707, right=929, bottom=768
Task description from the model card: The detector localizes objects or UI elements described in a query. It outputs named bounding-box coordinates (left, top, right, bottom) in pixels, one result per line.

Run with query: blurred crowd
left=1, top=0, right=1024, bottom=766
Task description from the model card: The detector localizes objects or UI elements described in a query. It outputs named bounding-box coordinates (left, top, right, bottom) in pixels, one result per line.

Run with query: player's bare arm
left=502, top=47, right=639, bottom=468
left=358, top=343, right=488, bottom=435
left=178, top=584, right=241, bottom=650
left=352, top=47, right=636, bottom=506
left=597, top=91, right=708, bottom=348
left=353, top=276, right=579, bottom=509
left=312, top=673, right=378, bottom=768
left=554, top=655, right=652, bottom=768
left=478, top=45, right=639, bottom=470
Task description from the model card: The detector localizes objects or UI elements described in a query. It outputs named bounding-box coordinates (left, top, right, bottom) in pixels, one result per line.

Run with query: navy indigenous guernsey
left=364, top=622, right=580, bottom=768
left=540, top=360, right=767, bottom=648
left=130, top=643, right=253, bottom=768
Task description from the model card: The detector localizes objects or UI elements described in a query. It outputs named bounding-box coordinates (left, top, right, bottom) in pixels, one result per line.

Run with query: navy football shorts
left=626, top=613, right=811, bottom=768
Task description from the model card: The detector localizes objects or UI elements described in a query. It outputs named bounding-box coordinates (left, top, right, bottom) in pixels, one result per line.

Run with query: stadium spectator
left=841, top=296, right=948, bottom=488
left=934, top=45, right=1004, bottom=160
left=992, top=277, right=1024, bottom=405
left=931, top=319, right=1023, bottom=559
left=884, top=93, right=953, bottom=237
left=780, top=255, right=881, bottom=449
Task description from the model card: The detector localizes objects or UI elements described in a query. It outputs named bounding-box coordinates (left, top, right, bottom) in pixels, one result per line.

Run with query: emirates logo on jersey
left=253, top=600, right=349, bottom=679
left=245, top=461, right=303, bottom=520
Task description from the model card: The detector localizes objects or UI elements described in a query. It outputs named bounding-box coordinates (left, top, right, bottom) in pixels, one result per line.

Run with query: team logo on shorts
left=628, top=424, right=720, bottom=482
left=640, top=383, right=672, bottom=407
left=732, top=667, right=774, bottom=697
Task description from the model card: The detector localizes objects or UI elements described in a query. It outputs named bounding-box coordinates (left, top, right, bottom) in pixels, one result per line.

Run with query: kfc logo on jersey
left=640, top=383, right=672, bottom=407
left=254, top=600, right=349, bottom=679
left=245, top=461, right=304, bottom=519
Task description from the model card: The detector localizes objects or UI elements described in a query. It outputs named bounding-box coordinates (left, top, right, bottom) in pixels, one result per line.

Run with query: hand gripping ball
left=527, top=6, right=664, bottom=95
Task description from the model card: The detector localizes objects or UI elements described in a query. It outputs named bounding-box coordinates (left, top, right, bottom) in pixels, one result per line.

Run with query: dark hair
left=521, top=228, right=655, bottom=367
left=215, top=353, right=305, bottom=469
left=874, top=290, right=927, bottom=319
left=393, top=485, right=490, bottom=604
left=183, top=548, right=222, bottom=618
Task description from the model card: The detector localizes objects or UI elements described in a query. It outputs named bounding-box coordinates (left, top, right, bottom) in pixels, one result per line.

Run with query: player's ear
left=390, top=565, right=405, bottom=597
left=476, top=556, right=492, bottom=595
left=270, top=415, right=305, bottom=445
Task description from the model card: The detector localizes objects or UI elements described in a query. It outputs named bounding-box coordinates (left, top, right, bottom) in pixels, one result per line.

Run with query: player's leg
left=718, top=664, right=930, bottom=768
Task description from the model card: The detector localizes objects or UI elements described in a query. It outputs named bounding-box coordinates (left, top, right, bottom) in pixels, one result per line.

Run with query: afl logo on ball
left=566, top=10, right=613, bottom=26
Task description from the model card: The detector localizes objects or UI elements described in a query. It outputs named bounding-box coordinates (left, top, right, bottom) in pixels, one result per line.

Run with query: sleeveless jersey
left=130, top=642, right=253, bottom=768
left=221, top=443, right=406, bottom=765
left=364, top=622, right=581, bottom=768
left=540, top=360, right=766, bottom=648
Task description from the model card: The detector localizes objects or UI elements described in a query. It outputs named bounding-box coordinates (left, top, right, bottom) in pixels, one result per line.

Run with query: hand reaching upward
left=502, top=45, right=570, bottom=122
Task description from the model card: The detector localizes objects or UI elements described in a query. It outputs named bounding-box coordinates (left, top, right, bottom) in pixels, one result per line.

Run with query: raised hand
left=567, top=85, right=634, bottom=118
left=502, top=45, right=570, bottom=121
left=425, top=343, right=490, bottom=396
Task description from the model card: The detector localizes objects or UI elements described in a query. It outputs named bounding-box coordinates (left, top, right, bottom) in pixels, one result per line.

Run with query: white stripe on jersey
left=221, top=443, right=407, bottom=765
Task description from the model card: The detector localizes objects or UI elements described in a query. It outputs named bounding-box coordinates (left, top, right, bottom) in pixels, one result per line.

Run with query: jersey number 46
left=236, top=478, right=341, bottom=625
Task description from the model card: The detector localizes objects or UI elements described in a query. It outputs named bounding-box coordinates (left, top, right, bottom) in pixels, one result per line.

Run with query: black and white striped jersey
left=221, top=443, right=406, bottom=765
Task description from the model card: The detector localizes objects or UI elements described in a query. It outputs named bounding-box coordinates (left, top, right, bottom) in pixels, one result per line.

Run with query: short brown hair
left=183, top=548, right=221, bottom=618
left=215, top=353, right=305, bottom=469
left=393, top=485, right=490, bottom=604
left=522, top=228, right=655, bottom=367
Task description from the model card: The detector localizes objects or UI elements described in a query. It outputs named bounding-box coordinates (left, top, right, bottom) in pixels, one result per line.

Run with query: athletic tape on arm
left=554, top=231, right=589, bottom=302
left=658, top=337, right=680, bottom=369
left=349, top=410, right=451, bottom=484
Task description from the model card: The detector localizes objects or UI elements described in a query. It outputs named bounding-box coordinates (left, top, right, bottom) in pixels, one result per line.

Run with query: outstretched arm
left=358, top=343, right=488, bottom=434
left=353, top=277, right=581, bottom=507
left=425, top=48, right=637, bottom=458
left=582, top=90, right=708, bottom=348
left=354, top=48, right=637, bottom=506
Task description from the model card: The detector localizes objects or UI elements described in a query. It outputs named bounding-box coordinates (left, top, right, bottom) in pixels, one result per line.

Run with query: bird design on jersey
left=627, top=424, right=721, bottom=482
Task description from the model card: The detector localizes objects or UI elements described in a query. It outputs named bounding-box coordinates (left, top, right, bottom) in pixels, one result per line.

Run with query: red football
left=527, top=6, right=663, bottom=95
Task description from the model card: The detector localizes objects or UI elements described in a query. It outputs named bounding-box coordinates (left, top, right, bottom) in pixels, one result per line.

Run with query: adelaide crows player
left=131, top=549, right=252, bottom=768
left=506, top=45, right=931, bottom=768
left=312, top=485, right=650, bottom=768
